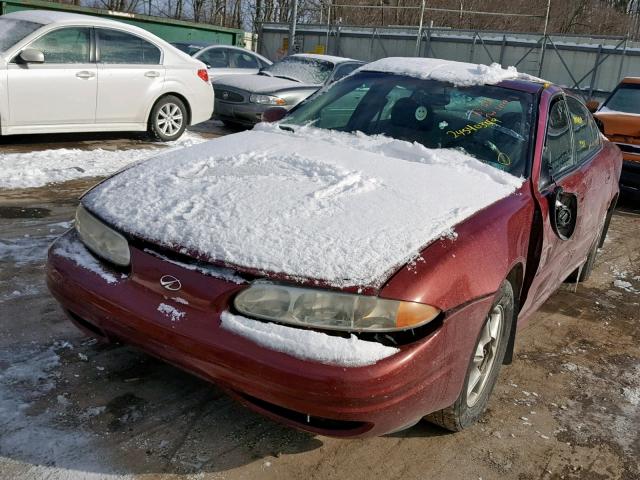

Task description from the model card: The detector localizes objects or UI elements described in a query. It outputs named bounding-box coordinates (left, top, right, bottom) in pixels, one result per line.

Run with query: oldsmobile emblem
left=160, top=275, right=182, bottom=291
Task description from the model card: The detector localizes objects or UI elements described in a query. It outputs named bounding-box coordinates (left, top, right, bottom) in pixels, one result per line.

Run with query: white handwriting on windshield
left=446, top=117, right=501, bottom=139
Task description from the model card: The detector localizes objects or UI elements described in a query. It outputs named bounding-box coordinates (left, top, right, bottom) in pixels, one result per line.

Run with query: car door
left=522, top=95, right=599, bottom=316
left=195, top=47, right=231, bottom=80
left=7, top=26, right=96, bottom=127
left=95, top=28, right=165, bottom=125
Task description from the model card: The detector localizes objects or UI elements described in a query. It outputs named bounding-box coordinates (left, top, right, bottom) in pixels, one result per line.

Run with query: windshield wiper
left=278, top=125, right=295, bottom=132
left=258, top=70, right=273, bottom=77
left=273, top=75, right=301, bottom=82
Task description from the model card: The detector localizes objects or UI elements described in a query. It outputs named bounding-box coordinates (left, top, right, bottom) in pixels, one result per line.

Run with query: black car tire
left=426, top=280, right=514, bottom=432
left=148, top=95, right=188, bottom=142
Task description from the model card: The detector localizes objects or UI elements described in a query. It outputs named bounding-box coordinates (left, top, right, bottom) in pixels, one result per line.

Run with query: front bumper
left=213, top=99, right=285, bottom=126
left=47, top=230, right=491, bottom=437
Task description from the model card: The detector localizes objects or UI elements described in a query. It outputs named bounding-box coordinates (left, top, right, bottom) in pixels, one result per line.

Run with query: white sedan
left=0, top=10, right=213, bottom=141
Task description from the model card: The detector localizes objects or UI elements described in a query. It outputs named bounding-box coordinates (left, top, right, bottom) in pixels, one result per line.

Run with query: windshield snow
left=0, top=18, right=42, bottom=53
left=283, top=72, right=535, bottom=177
left=261, top=56, right=334, bottom=84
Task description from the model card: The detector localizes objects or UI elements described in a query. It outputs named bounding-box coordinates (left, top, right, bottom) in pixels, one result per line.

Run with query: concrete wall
left=259, top=23, right=640, bottom=98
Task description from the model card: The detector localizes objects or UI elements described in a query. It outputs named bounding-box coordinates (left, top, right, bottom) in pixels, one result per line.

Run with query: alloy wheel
left=156, top=103, right=183, bottom=137
left=466, top=304, right=504, bottom=407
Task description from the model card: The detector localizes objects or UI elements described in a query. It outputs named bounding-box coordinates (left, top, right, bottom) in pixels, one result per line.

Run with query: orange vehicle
left=589, top=77, right=640, bottom=199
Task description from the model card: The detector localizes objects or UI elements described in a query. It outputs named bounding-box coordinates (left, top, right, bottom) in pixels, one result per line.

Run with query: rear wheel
left=427, top=281, right=514, bottom=431
left=149, top=95, right=187, bottom=142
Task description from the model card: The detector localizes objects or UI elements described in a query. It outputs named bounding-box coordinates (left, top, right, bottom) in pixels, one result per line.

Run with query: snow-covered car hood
left=213, top=74, right=317, bottom=93
left=83, top=124, right=523, bottom=288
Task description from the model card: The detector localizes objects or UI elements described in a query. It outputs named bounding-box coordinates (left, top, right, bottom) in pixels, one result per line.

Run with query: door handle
left=145, top=71, right=160, bottom=78
left=75, top=71, right=95, bottom=79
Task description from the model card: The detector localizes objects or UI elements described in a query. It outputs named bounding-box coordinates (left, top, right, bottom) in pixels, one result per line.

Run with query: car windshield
left=0, top=18, right=43, bottom=53
left=282, top=72, right=535, bottom=177
left=260, top=56, right=334, bottom=84
left=602, top=83, right=640, bottom=114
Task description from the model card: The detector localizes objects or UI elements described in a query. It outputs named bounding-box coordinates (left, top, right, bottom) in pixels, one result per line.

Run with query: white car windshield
left=260, top=57, right=334, bottom=84
left=0, top=18, right=43, bottom=53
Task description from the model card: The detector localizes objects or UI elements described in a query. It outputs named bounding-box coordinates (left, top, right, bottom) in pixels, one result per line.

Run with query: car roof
left=3, top=9, right=129, bottom=28
left=291, top=53, right=360, bottom=64
left=360, top=57, right=547, bottom=89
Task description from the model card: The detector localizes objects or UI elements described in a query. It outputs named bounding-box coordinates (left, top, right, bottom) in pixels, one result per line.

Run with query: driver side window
left=540, top=99, right=574, bottom=188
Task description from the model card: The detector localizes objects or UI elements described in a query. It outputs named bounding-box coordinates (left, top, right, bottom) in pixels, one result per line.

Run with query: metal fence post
left=470, top=32, right=477, bottom=63
left=415, top=0, right=426, bottom=57
left=588, top=44, right=602, bottom=99
left=617, top=37, right=628, bottom=83
left=499, top=34, right=507, bottom=67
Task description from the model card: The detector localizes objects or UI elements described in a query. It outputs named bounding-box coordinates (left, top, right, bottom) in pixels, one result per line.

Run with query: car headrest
left=390, top=97, right=433, bottom=130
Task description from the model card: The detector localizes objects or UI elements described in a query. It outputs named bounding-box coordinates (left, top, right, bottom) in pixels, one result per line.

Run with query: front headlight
left=250, top=94, right=286, bottom=106
left=234, top=283, right=440, bottom=332
left=75, top=204, right=130, bottom=267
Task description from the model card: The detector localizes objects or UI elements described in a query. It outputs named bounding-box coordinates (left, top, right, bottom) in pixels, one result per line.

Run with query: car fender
left=380, top=183, right=535, bottom=314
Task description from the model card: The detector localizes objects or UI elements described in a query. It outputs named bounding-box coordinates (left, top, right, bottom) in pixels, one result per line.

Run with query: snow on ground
left=0, top=342, right=134, bottom=480
left=0, top=132, right=206, bottom=190
left=84, top=124, right=523, bottom=287
left=361, top=57, right=542, bottom=87
left=220, top=311, right=399, bottom=367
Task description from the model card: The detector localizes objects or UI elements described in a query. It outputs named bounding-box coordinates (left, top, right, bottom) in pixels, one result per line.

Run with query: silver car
left=171, top=42, right=272, bottom=81
left=212, top=54, right=364, bottom=128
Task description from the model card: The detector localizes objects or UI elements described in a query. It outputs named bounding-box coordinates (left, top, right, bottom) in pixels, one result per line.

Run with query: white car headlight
left=250, top=94, right=286, bottom=106
left=234, top=283, right=440, bottom=332
left=75, top=204, right=130, bottom=267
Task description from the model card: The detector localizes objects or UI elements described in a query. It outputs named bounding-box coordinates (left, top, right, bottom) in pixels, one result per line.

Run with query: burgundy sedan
left=47, top=58, right=621, bottom=437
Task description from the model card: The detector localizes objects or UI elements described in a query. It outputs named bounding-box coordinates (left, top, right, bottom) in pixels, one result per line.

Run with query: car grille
left=215, top=89, right=245, bottom=103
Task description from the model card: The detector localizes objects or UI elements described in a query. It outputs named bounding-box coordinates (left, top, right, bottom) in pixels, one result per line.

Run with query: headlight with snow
left=249, top=94, right=286, bottom=106
left=234, top=283, right=440, bottom=332
left=75, top=204, right=130, bottom=267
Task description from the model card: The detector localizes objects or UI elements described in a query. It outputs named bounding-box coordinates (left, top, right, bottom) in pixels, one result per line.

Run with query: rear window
left=98, top=29, right=161, bottom=64
left=0, top=18, right=42, bottom=52
left=602, top=83, right=640, bottom=114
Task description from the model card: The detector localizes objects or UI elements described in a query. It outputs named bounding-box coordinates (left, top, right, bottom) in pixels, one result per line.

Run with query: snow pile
left=220, top=311, right=399, bottom=367
left=51, top=234, right=118, bottom=284
left=361, top=57, right=539, bottom=87
left=157, top=303, right=185, bottom=322
left=0, top=132, right=206, bottom=189
left=84, top=125, right=523, bottom=287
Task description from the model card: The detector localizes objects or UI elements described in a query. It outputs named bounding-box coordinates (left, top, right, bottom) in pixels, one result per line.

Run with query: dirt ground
left=0, top=131, right=639, bottom=480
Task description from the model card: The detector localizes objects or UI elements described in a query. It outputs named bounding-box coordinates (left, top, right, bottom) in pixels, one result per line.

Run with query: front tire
left=427, top=281, right=514, bottom=431
left=149, top=96, right=187, bottom=142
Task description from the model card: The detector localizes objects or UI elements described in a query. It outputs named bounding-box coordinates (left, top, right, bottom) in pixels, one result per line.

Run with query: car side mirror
left=18, top=48, right=45, bottom=64
left=549, top=186, right=578, bottom=240
left=262, top=107, right=288, bottom=123
left=585, top=100, right=600, bottom=113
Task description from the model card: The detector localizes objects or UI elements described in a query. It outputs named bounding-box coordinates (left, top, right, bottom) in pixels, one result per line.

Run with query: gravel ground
left=0, top=130, right=638, bottom=480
